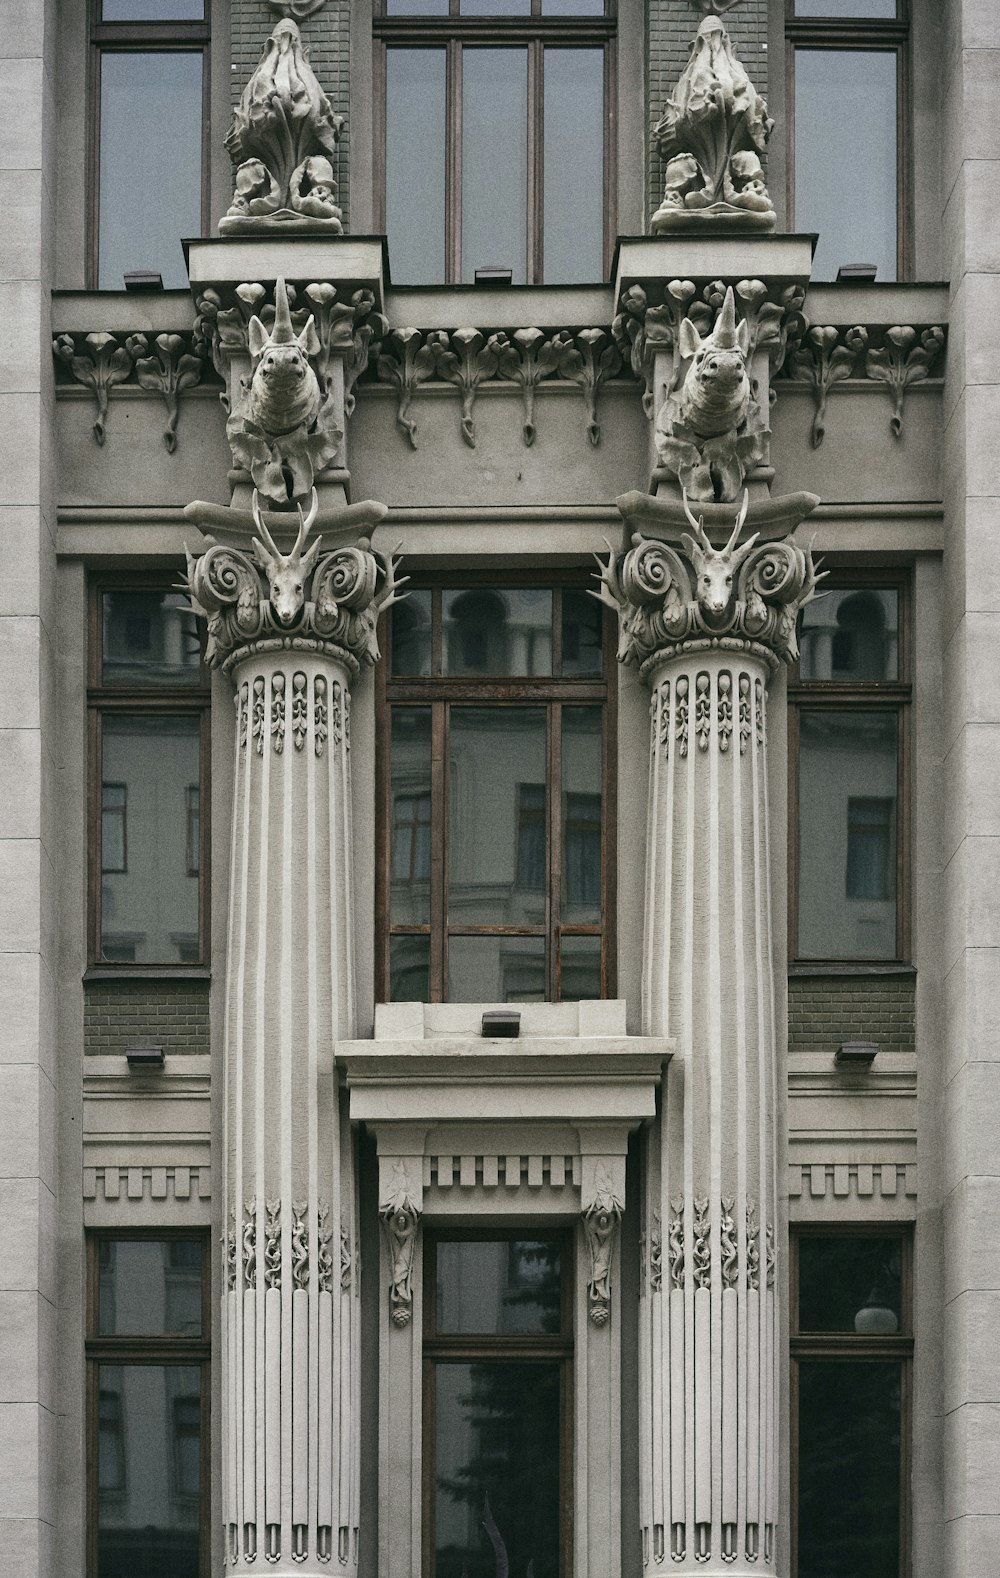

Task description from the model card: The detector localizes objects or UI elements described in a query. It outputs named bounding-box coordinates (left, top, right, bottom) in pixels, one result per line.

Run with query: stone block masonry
left=788, top=974, right=915, bottom=1055
left=84, top=980, right=210, bottom=1058
left=229, top=0, right=352, bottom=227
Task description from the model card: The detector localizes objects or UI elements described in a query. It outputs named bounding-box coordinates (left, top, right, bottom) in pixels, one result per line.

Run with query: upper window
left=91, top=0, right=209, bottom=288
left=791, top=1229, right=911, bottom=1578
left=789, top=576, right=910, bottom=962
left=787, top=0, right=908, bottom=281
left=375, top=0, right=614, bottom=284
left=89, top=576, right=210, bottom=968
left=379, top=581, right=614, bottom=1002
left=87, top=1233, right=210, bottom=1578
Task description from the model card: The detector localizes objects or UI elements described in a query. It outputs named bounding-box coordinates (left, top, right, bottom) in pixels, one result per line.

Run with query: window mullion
left=431, top=700, right=448, bottom=1000
left=527, top=38, right=542, bottom=285
left=548, top=702, right=561, bottom=1001
left=447, top=40, right=462, bottom=283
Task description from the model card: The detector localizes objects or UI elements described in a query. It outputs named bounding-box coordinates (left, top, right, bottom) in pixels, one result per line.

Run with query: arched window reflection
left=799, top=588, right=898, bottom=682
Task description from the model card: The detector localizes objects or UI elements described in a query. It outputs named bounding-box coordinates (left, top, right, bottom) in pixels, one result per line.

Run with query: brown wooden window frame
left=785, top=0, right=911, bottom=282
left=787, top=568, right=911, bottom=966
left=373, top=0, right=617, bottom=285
left=85, top=1228, right=212, bottom=1578
left=790, top=1224, right=913, bottom=1578
left=376, top=574, right=617, bottom=1004
left=421, top=1225, right=575, bottom=1578
left=87, top=571, right=212, bottom=975
left=87, top=0, right=211, bottom=290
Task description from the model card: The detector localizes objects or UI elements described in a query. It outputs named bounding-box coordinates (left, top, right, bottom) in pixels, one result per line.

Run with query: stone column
left=184, top=513, right=400, bottom=1575
left=598, top=507, right=819, bottom=1574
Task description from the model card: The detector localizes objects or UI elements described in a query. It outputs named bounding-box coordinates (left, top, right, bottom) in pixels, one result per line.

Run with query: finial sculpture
left=226, top=277, right=343, bottom=508
left=221, top=18, right=344, bottom=233
left=655, top=285, right=768, bottom=503
left=651, top=7, right=775, bottom=233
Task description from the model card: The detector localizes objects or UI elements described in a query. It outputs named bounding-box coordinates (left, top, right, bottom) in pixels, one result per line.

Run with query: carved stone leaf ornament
left=866, top=323, right=946, bottom=438
left=594, top=490, right=825, bottom=673
left=434, top=327, right=500, bottom=447
left=786, top=324, right=867, bottom=448
left=490, top=326, right=561, bottom=444
left=126, top=331, right=204, bottom=452
left=550, top=327, right=622, bottom=445
left=53, top=331, right=133, bottom=445
left=268, top=0, right=327, bottom=16
left=222, top=19, right=344, bottom=234
left=651, top=8, right=776, bottom=234
left=376, top=327, right=438, bottom=447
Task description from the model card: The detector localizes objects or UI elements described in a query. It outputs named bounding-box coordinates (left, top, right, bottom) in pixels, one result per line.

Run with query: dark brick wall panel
left=788, top=975, right=915, bottom=1054
left=84, top=980, right=211, bottom=1057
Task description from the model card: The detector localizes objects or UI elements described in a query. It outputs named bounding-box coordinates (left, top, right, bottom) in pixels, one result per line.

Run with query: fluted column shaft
left=638, top=648, right=777, bottom=1575
left=221, top=651, right=360, bottom=1575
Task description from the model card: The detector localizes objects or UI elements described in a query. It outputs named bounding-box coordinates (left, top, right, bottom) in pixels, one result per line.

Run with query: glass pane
left=448, top=935, right=546, bottom=1002
left=799, top=588, right=898, bottom=681
left=391, top=708, right=433, bottom=925
left=443, top=590, right=552, bottom=675
left=437, top=1241, right=562, bottom=1333
left=99, top=52, right=202, bottom=289
left=543, top=0, right=605, bottom=13
left=562, top=707, right=602, bottom=925
left=543, top=49, right=604, bottom=284
left=386, top=49, right=446, bottom=284
left=102, top=591, right=201, bottom=686
left=462, top=49, right=528, bottom=284
left=385, top=0, right=449, bottom=12
left=798, top=1237, right=902, bottom=1334
left=794, top=50, right=896, bottom=282
left=434, top=1361, right=561, bottom=1578
left=390, top=933, right=431, bottom=1001
left=97, top=1364, right=201, bottom=1578
left=391, top=589, right=433, bottom=676
left=797, top=711, right=897, bottom=959
left=461, top=0, right=531, bottom=13
left=559, top=934, right=602, bottom=999
left=98, top=1239, right=203, bottom=1335
left=795, top=0, right=896, bottom=13
left=449, top=707, right=547, bottom=926
left=102, top=0, right=204, bottom=15
left=101, top=715, right=201, bottom=964
left=797, top=1362, right=901, bottom=1578
left=561, top=589, right=603, bottom=677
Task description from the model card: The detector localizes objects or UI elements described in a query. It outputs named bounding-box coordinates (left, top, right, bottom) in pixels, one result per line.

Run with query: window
left=791, top=1229, right=911, bottom=1578
left=90, top=578, right=210, bottom=967
left=379, top=582, right=614, bottom=1002
left=423, top=1232, right=572, bottom=1577
left=375, top=0, right=614, bottom=284
left=787, top=0, right=908, bottom=281
left=87, top=1234, right=210, bottom=1578
left=91, top=0, right=209, bottom=288
left=789, top=578, right=909, bottom=962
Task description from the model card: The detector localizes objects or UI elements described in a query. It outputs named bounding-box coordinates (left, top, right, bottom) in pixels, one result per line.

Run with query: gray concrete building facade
left=0, top=0, right=993, bottom=1574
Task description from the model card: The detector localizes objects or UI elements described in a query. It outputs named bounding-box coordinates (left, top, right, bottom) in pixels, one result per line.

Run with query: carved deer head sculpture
left=681, top=490, right=758, bottom=620
left=250, top=487, right=322, bottom=626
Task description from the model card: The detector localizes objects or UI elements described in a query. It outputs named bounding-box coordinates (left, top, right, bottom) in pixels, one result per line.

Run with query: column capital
left=596, top=492, right=822, bottom=680
left=184, top=490, right=403, bottom=675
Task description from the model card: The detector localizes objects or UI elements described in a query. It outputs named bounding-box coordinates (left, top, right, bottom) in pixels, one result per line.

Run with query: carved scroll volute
left=379, top=1162, right=421, bottom=1328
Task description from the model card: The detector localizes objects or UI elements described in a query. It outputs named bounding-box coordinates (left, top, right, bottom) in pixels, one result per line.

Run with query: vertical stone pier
left=599, top=504, right=819, bottom=1574
left=184, top=510, right=397, bottom=1574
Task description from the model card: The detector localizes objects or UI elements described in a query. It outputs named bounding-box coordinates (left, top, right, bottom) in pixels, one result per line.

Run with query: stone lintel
left=613, top=233, right=815, bottom=304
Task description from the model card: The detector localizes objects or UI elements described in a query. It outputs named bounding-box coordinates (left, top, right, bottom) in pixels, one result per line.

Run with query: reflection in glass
left=437, top=1241, right=562, bottom=1334
left=543, top=49, right=604, bottom=283
left=97, top=1364, right=201, bottom=1578
left=449, top=709, right=546, bottom=926
left=391, top=707, right=433, bottom=924
left=561, top=588, right=603, bottom=676
left=460, top=0, right=531, bottom=13
left=562, top=707, right=602, bottom=924
left=99, top=1239, right=203, bottom=1336
left=794, top=49, right=896, bottom=282
left=434, top=1361, right=561, bottom=1578
left=559, top=934, right=602, bottom=999
left=390, top=933, right=431, bottom=1001
left=542, top=0, right=605, bottom=12
left=101, top=715, right=201, bottom=964
left=444, top=590, right=551, bottom=675
left=462, top=50, right=528, bottom=283
left=102, top=592, right=201, bottom=686
left=385, top=0, right=449, bottom=12
left=799, top=1237, right=902, bottom=1334
left=102, top=0, right=203, bottom=15
left=386, top=49, right=447, bottom=283
left=795, top=0, right=895, bottom=13
left=798, top=711, right=896, bottom=958
left=448, top=935, right=546, bottom=1002
left=391, top=589, right=433, bottom=675
left=99, top=52, right=202, bottom=289
left=797, top=1362, right=901, bottom=1578
left=799, top=588, right=898, bottom=681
